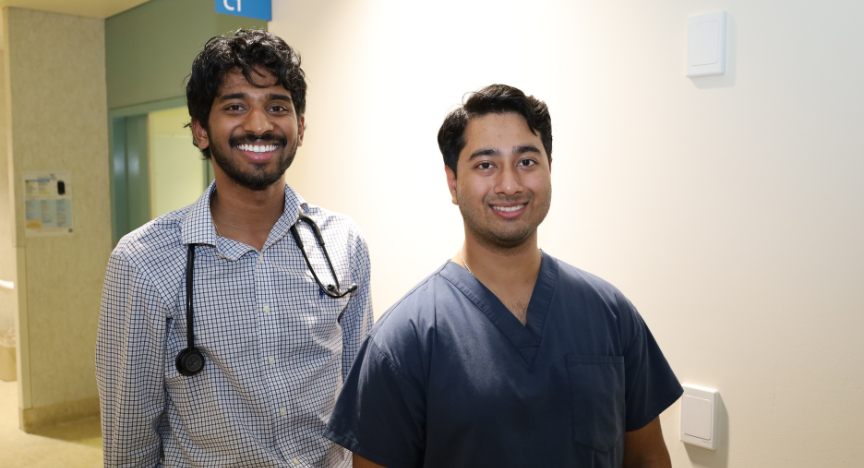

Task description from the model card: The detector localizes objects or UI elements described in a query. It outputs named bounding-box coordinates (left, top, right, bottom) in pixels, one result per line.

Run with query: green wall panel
left=105, top=0, right=267, bottom=111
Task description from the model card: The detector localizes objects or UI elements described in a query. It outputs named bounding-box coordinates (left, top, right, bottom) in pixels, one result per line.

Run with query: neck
left=453, top=229, right=543, bottom=288
left=209, top=170, right=286, bottom=252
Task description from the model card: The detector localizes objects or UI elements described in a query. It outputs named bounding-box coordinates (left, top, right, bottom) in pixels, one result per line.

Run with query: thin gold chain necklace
left=460, top=248, right=543, bottom=276
left=460, top=249, right=472, bottom=275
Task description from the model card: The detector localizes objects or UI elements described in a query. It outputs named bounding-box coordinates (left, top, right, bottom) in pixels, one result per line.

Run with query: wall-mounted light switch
left=680, top=383, right=718, bottom=450
left=686, top=11, right=727, bottom=77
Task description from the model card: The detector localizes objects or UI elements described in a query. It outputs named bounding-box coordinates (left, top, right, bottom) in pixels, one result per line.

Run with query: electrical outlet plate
left=680, top=383, right=718, bottom=450
left=687, top=11, right=727, bottom=77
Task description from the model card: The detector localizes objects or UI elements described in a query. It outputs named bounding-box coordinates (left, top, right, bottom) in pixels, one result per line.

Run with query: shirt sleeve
left=616, top=293, right=683, bottom=432
left=95, top=251, right=168, bottom=466
left=340, top=224, right=374, bottom=381
left=325, top=337, right=427, bottom=468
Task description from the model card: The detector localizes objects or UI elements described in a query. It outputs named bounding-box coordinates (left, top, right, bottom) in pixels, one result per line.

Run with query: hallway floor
left=0, top=380, right=103, bottom=467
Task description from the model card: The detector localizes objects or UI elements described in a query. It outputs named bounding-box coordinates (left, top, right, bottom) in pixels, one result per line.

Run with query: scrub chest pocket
left=566, top=355, right=625, bottom=452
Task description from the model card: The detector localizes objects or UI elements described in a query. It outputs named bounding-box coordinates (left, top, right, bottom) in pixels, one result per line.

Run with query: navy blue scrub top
left=326, top=254, right=682, bottom=468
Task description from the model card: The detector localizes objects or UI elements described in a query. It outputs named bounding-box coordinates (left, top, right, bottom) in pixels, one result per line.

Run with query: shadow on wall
left=690, top=12, right=737, bottom=90
left=685, top=393, right=729, bottom=468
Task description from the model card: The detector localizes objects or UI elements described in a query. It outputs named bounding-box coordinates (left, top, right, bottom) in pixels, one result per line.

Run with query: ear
left=548, top=157, right=553, bottom=172
left=445, top=166, right=458, bottom=205
left=191, top=119, right=210, bottom=150
left=297, top=115, right=306, bottom=147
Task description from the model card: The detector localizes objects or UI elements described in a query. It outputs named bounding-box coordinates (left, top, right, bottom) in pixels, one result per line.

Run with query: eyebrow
left=467, top=144, right=542, bottom=161
left=216, top=92, right=293, bottom=103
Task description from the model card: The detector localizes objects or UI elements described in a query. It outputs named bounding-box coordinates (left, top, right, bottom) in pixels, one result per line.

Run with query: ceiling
left=0, top=0, right=150, bottom=19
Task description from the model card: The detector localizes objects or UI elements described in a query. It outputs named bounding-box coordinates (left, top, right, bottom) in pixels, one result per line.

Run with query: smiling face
left=447, top=112, right=552, bottom=250
left=191, top=67, right=305, bottom=190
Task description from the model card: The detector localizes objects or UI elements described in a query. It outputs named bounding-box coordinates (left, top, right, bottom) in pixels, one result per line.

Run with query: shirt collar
left=180, top=181, right=306, bottom=255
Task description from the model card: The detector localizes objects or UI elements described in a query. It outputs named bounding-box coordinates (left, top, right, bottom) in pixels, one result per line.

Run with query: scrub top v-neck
left=326, top=254, right=683, bottom=468
left=440, top=253, right=557, bottom=366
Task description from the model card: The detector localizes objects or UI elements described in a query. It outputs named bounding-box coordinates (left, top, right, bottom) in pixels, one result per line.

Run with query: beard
left=457, top=188, right=551, bottom=251
left=210, top=131, right=296, bottom=190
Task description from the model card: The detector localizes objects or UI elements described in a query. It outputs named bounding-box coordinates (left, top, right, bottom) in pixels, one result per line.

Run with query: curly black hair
left=186, top=29, right=307, bottom=158
left=437, top=84, right=552, bottom=176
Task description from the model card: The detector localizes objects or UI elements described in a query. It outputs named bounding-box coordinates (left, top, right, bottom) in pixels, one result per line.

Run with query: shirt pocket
left=566, top=354, right=625, bottom=453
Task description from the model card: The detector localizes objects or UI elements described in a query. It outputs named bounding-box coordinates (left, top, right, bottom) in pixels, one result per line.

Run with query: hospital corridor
left=0, top=0, right=862, bottom=466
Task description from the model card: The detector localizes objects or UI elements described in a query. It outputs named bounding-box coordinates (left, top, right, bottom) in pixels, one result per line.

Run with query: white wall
left=271, top=1, right=864, bottom=466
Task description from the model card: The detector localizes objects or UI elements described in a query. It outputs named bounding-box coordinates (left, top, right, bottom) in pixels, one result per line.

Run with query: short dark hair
left=186, top=29, right=307, bottom=158
left=437, top=84, right=552, bottom=176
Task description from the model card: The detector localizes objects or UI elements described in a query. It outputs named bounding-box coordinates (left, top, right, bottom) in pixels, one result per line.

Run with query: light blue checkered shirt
left=96, top=182, right=373, bottom=467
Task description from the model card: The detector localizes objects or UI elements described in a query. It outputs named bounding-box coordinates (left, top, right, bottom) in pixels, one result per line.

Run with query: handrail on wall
left=0, top=280, right=14, bottom=291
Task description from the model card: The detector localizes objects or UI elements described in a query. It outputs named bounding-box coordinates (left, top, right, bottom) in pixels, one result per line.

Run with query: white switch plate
left=680, top=383, right=718, bottom=450
left=686, top=11, right=727, bottom=77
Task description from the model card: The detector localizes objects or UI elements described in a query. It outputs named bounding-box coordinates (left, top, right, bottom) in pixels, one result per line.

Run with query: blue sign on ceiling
left=215, top=0, right=271, bottom=22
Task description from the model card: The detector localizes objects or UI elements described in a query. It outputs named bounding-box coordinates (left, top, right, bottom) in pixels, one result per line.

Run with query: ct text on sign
left=216, top=0, right=271, bottom=22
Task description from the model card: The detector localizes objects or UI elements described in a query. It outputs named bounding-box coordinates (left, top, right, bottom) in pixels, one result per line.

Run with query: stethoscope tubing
left=290, top=212, right=358, bottom=299
left=185, top=245, right=196, bottom=351
left=178, top=211, right=357, bottom=376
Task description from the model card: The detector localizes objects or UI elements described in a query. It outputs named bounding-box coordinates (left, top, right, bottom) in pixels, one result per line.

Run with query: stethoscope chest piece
left=176, top=347, right=204, bottom=376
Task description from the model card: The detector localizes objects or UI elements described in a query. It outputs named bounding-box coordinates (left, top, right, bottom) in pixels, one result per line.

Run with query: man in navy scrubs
left=325, top=84, right=683, bottom=467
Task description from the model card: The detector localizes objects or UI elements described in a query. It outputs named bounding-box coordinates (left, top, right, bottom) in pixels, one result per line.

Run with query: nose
left=243, top=105, right=274, bottom=135
left=494, top=164, right=524, bottom=197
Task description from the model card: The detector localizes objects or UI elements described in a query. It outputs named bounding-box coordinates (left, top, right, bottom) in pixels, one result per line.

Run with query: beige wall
left=0, top=48, right=15, bottom=335
left=271, top=0, right=864, bottom=467
left=3, top=7, right=111, bottom=428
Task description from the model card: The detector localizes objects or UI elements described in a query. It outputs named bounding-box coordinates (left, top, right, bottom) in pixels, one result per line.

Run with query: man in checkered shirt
left=96, top=30, right=373, bottom=467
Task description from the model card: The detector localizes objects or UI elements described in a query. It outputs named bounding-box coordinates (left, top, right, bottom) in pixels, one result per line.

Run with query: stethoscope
left=175, top=211, right=358, bottom=376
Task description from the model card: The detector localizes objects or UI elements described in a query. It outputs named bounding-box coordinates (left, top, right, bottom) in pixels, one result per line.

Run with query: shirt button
left=258, top=254, right=263, bottom=262
left=263, top=305, right=270, bottom=313
left=293, top=458, right=300, bottom=465
left=280, top=408, right=287, bottom=416
left=268, top=357, right=275, bottom=365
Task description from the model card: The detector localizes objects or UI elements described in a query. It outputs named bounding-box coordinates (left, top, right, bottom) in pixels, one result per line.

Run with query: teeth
left=237, top=144, right=278, bottom=153
left=492, top=204, right=525, bottom=212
